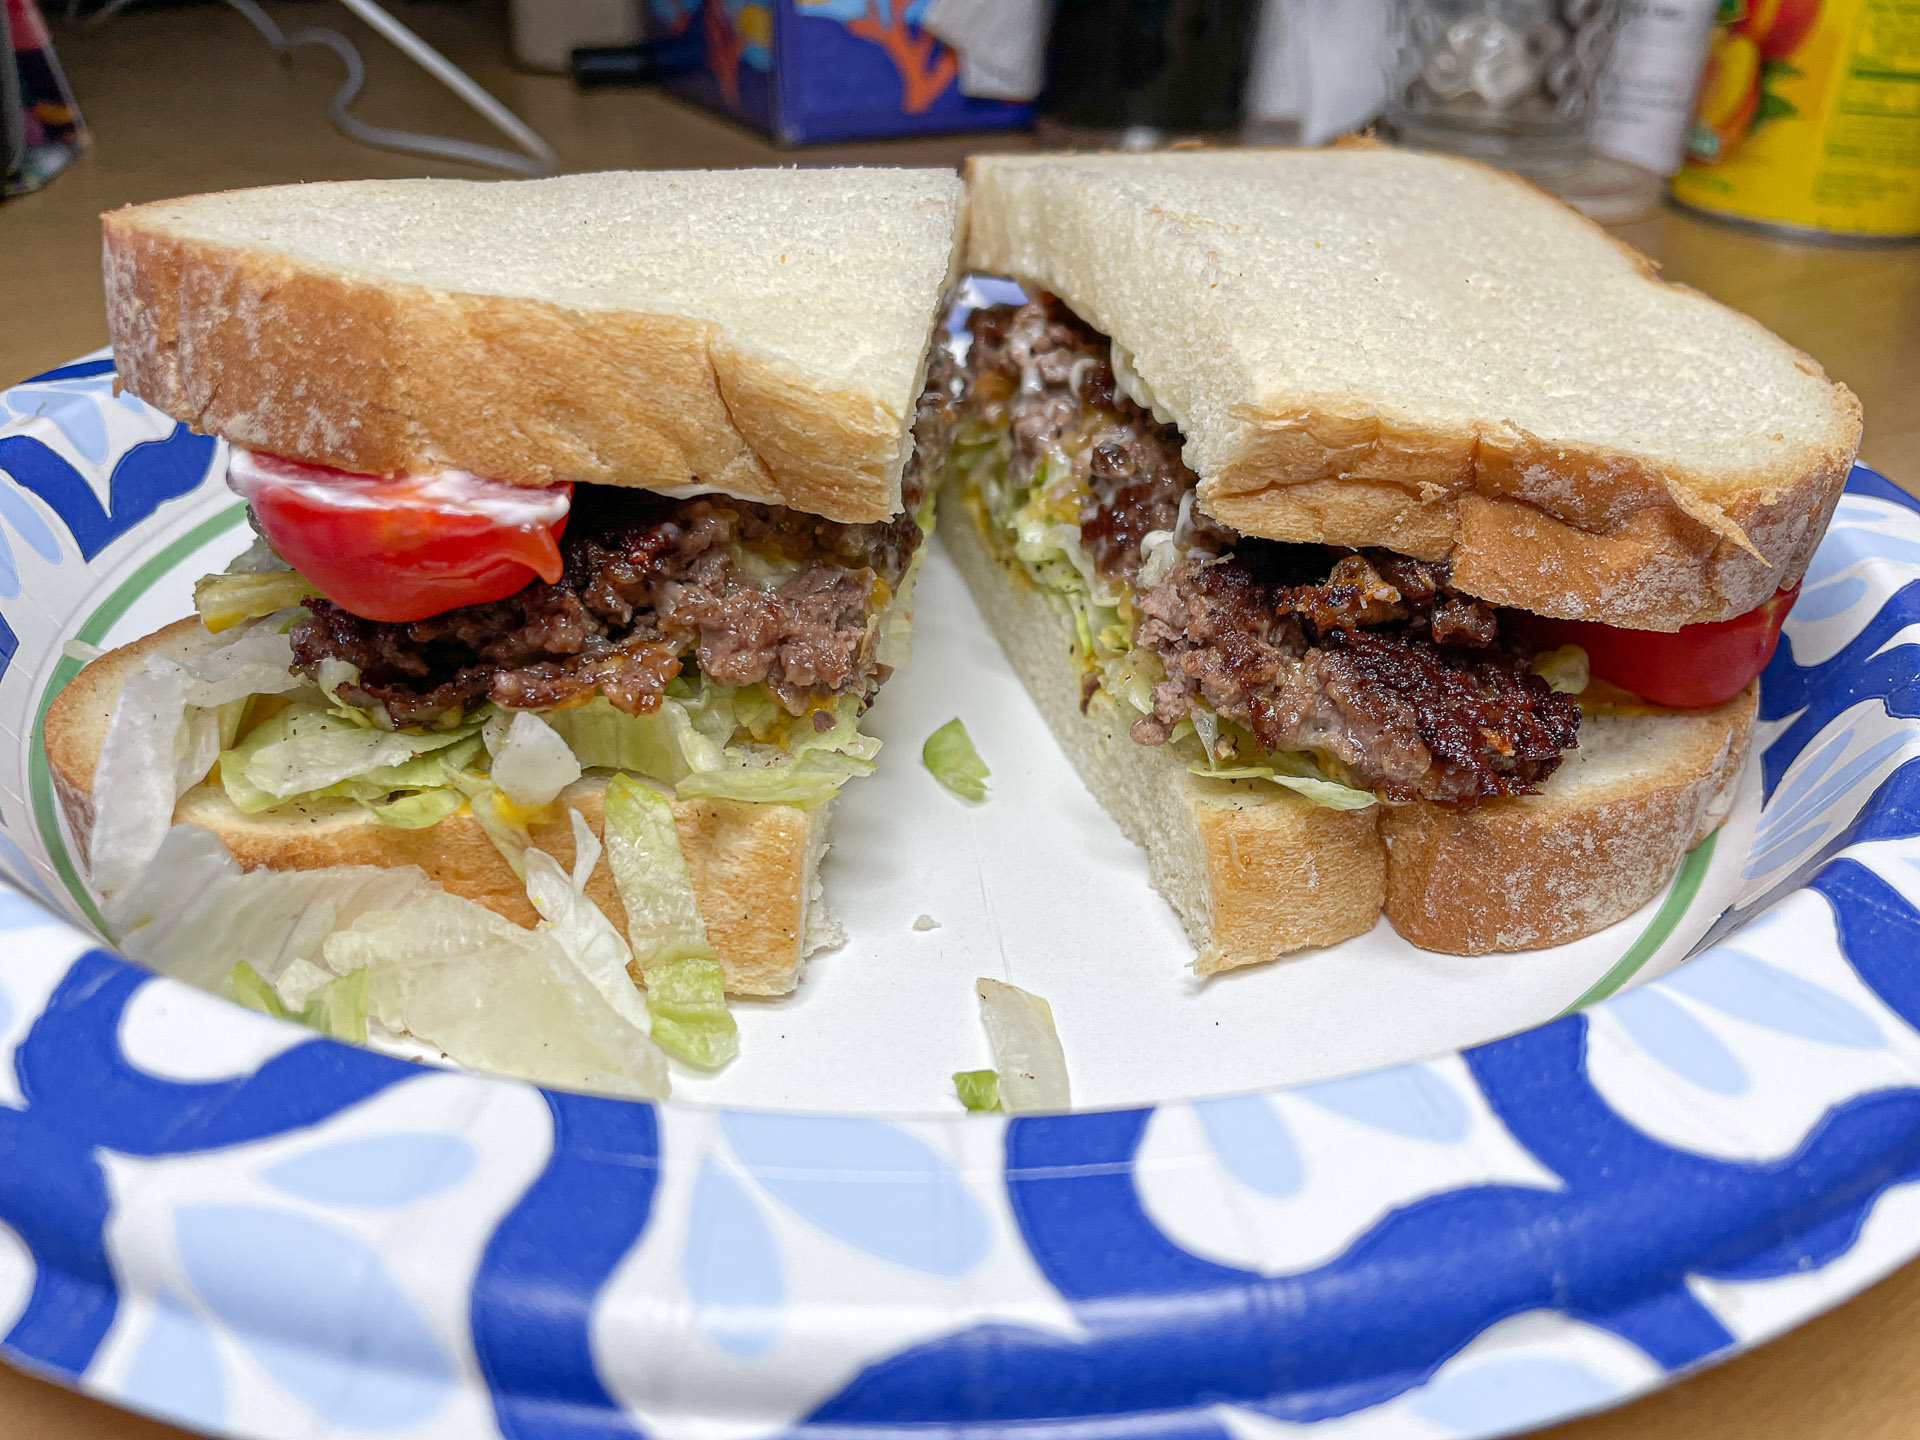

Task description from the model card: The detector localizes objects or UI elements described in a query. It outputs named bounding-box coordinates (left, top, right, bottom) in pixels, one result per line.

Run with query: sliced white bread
left=943, top=483, right=1756, bottom=963
left=964, top=146, right=1860, bottom=631
left=105, top=169, right=967, bottom=524
left=946, top=487, right=1391, bottom=972
left=1380, top=684, right=1755, bottom=953
left=44, top=620, right=835, bottom=996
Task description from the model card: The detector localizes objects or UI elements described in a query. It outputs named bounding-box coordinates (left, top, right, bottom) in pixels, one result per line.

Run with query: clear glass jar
left=1386, top=0, right=1625, bottom=179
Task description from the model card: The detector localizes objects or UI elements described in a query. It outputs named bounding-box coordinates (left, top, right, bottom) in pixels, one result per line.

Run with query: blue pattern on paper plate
left=685, top=1157, right=785, bottom=1359
left=0, top=359, right=1918, bottom=1440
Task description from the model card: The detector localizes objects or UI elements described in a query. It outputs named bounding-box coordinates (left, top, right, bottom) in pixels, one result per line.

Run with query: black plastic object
left=0, top=35, right=24, bottom=191
left=1040, top=0, right=1255, bottom=136
left=570, top=34, right=705, bottom=89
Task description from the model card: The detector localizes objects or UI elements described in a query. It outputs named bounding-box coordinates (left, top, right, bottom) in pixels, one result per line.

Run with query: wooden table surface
left=4, top=3, right=1919, bottom=1436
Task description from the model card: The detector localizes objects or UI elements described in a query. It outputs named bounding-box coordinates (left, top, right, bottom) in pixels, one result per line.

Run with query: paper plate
left=2, top=353, right=1919, bottom=1440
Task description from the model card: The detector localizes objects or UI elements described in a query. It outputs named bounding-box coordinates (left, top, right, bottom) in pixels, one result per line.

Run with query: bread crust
left=1191, top=788, right=1387, bottom=974
left=944, top=480, right=1755, bottom=961
left=1200, top=405, right=1855, bottom=631
left=44, top=619, right=829, bottom=995
left=962, top=148, right=1862, bottom=631
left=1381, top=687, right=1756, bottom=953
left=105, top=202, right=919, bottom=524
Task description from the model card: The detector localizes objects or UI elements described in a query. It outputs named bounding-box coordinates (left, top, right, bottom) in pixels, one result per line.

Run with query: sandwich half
left=947, top=147, right=1856, bottom=967
left=47, top=168, right=967, bottom=999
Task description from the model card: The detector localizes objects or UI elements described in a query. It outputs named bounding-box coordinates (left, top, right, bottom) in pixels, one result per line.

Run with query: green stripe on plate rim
left=28, top=502, right=249, bottom=934
left=1558, top=828, right=1720, bottom=1017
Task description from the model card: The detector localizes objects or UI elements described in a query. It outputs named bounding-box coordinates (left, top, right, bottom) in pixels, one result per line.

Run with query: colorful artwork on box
left=793, top=0, right=952, bottom=115
left=659, top=0, right=1029, bottom=145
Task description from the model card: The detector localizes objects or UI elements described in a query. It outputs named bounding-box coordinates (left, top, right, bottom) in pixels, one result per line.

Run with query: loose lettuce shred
left=107, top=824, right=428, bottom=990
left=545, top=680, right=879, bottom=805
left=641, top=956, right=738, bottom=1070
left=604, top=775, right=711, bottom=964
left=195, top=571, right=317, bottom=633
left=219, top=704, right=483, bottom=824
left=227, top=959, right=368, bottom=1043
left=325, top=892, right=670, bottom=1100
left=973, top=978, right=1070, bottom=1114
left=923, top=718, right=990, bottom=801
left=953, top=1069, right=1001, bottom=1112
left=115, top=823, right=672, bottom=1099
left=958, top=417, right=1378, bottom=812
left=524, top=810, right=650, bottom=1029
left=604, top=775, right=739, bottom=1070
left=88, top=617, right=309, bottom=897
left=488, top=710, right=583, bottom=807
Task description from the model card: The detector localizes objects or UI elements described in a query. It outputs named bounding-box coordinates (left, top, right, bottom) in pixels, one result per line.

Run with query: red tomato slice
left=229, top=451, right=571, bottom=624
left=1527, top=586, right=1799, bottom=710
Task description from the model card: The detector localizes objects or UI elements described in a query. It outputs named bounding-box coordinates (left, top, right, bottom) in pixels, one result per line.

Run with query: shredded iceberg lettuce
left=323, top=890, right=670, bottom=1099
left=543, top=695, right=724, bottom=785
left=990, top=449, right=1134, bottom=676
left=974, top=977, right=1070, bottom=1113
left=108, top=824, right=670, bottom=1097
left=94, top=652, right=210, bottom=831
left=922, top=717, right=989, bottom=801
left=952, top=1068, right=1001, bottom=1113
left=875, top=489, right=938, bottom=671
left=603, top=774, right=712, bottom=965
left=217, top=703, right=483, bottom=822
left=226, top=959, right=368, bottom=1043
left=194, top=570, right=317, bottom=633
left=234, top=706, right=480, bottom=797
left=106, top=824, right=435, bottom=990
left=542, top=682, right=876, bottom=806
left=523, top=809, right=650, bottom=1029
left=603, top=775, right=739, bottom=1071
left=1187, top=747, right=1378, bottom=810
left=676, top=693, right=879, bottom=804
left=88, top=618, right=311, bottom=897
left=490, top=710, right=583, bottom=807
left=641, top=955, right=738, bottom=1070
left=359, top=787, right=467, bottom=829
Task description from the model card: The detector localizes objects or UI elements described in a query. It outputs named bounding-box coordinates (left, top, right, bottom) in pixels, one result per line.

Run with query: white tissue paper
left=921, top=0, right=1049, bottom=101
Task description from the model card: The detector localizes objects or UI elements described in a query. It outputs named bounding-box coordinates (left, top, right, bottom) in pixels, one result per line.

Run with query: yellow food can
left=1670, top=0, right=1920, bottom=241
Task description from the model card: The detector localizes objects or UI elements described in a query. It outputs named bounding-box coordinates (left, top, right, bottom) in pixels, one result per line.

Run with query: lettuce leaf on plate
left=923, top=718, right=990, bottom=801
left=323, top=890, right=670, bottom=1100
left=953, top=1068, right=1001, bottom=1112
left=975, top=978, right=1070, bottom=1113
left=641, top=955, right=738, bottom=1070
left=603, top=775, right=738, bottom=1070
left=88, top=619, right=313, bottom=897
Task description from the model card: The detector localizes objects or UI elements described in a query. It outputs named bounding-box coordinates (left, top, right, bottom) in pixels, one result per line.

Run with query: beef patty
left=290, top=352, right=960, bottom=725
left=965, top=296, right=1579, bottom=807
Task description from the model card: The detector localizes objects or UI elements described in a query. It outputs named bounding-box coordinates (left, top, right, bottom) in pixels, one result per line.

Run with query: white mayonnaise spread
left=641, top=480, right=783, bottom=506
left=227, top=448, right=571, bottom=526
left=1106, top=343, right=1176, bottom=426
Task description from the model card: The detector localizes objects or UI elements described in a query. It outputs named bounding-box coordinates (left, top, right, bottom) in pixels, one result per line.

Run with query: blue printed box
left=649, top=0, right=1032, bottom=145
